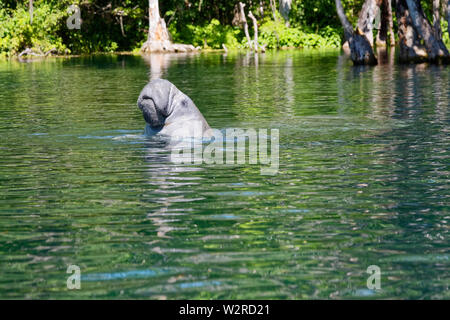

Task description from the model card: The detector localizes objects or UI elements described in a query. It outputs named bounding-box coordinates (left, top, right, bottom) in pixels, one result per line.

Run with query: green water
left=0, top=51, right=448, bottom=299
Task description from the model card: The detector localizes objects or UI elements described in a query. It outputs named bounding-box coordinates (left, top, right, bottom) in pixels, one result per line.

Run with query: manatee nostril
left=138, top=97, right=154, bottom=110
left=143, top=109, right=155, bottom=125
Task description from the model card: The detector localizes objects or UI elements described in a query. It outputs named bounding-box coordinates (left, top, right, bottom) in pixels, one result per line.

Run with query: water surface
left=0, top=50, right=448, bottom=299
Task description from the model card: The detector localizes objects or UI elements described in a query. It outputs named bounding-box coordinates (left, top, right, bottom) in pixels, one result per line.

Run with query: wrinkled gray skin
left=137, top=79, right=211, bottom=138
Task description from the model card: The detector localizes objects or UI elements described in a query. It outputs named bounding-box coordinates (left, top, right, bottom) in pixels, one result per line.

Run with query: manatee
left=137, top=79, right=211, bottom=138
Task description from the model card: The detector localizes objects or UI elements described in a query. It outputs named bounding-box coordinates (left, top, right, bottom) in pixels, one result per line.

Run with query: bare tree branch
left=239, top=2, right=252, bottom=49
left=248, top=11, right=260, bottom=52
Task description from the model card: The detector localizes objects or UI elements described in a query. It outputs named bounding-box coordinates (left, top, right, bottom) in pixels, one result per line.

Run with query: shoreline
left=0, top=47, right=344, bottom=62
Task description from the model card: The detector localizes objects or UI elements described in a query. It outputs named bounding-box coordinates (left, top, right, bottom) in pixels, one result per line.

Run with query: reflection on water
left=0, top=51, right=448, bottom=299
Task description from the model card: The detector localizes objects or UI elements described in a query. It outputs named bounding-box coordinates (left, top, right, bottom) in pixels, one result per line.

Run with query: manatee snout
left=137, top=94, right=166, bottom=129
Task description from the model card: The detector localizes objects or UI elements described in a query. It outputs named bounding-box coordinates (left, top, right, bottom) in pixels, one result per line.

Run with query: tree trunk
left=142, top=0, right=170, bottom=53
left=447, top=0, right=450, bottom=36
left=270, top=0, right=277, bottom=21
left=259, top=1, right=265, bottom=18
left=116, top=11, right=126, bottom=37
left=248, top=11, right=260, bottom=51
left=405, top=0, right=449, bottom=61
left=387, top=0, right=395, bottom=45
left=148, top=0, right=169, bottom=43
left=239, top=2, right=253, bottom=49
left=279, top=0, right=292, bottom=26
left=396, top=0, right=428, bottom=62
left=357, top=0, right=378, bottom=46
left=336, top=0, right=356, bottom=39
left=433, top=0, right=442, bottom=39
left=336, top=0, right=378, bottom=65
left=232, top=4, right=241, bottom=26
left=377, top=0, right=395, bottom=46
left=29, top=0, right=33, bottom=24
left=376, top=0, right=389, bottom=46
left=141, top=0, right=197, bottom=54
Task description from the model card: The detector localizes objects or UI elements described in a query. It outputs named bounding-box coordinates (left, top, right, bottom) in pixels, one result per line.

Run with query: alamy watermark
left=366, top=265, right=381, bottom=290
left=67, top=5, right=82, bottom=30
left=67, top=264, right=81, bottom=289
left=169, top=125, right=279, bottom=175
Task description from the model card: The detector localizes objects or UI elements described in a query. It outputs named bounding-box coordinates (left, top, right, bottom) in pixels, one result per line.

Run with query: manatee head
left=137, top=79, right=175, bottom=130
left=138, top=79, right=212, bottom=138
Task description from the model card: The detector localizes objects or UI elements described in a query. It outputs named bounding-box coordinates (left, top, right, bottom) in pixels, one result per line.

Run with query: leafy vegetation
left=0, top=3, right=67, bottom=58
left=0, top=0, right=448, bottom=57
left=169, top=19, right=242, bottom=49
left=259, top=20, right=341, bottom=49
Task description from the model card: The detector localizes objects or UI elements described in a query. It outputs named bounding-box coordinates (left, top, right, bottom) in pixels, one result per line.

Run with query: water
left=0, top=50, right=448, bottom=299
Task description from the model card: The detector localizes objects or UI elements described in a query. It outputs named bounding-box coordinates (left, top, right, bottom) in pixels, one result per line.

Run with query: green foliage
left=2, top=0, right=449, bottom=57
left=0, top=3, right=67, bottom=57
left=290, top=0, right=365, bottom=29
left=169, top=19, right=242, bottom=49
left=0, top=0, right=150, bottom=56
left=160, top=0, right=262, bottom=26
left=442, top=20, right=450, bottom=46
left=59, top=0, right=148, bottom=54
left=259, top=20, right=341, bottom=49
left=168, top=16, right=341, bottom=50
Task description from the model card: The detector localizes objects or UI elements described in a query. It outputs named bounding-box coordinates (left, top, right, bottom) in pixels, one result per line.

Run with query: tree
left=338, top=0, right=449, bottom=64
left=141, top=0, right=196, bottom=53
left=405, top=0, right=449, bottom=62
left=447, top=0, right=450, bottom=36
left=376, top=0, right=395, bottom=46
left=279, top=0, right=292, bottom=26
left=357, top=0, right=377, bottom=46
left=239, top=2, right=252, bottom=49
left=29, top=0, right=33, bottom=24
left=432, top=0, right=442, bottom=40
left=141, top=0, right=170, bottom=52
left=335, top=0, right=378, bottom=65
left=396, top=0, right=428, bottom=62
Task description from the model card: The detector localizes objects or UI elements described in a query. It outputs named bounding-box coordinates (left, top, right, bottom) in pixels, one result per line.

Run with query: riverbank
left=0, top=2, right=343, bottom=59
left=1, top=46, right=347, bottom=63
